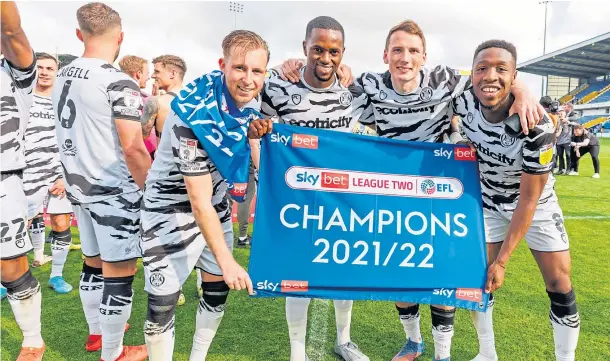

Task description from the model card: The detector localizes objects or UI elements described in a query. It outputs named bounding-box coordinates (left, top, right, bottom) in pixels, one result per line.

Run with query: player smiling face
left=303, top=28, right=344, bottom=84
left=219, top=30, right=269, bottom=108
left=472, top=45, right=517, bottom=110
left=384, top=31, right=426, bottom=86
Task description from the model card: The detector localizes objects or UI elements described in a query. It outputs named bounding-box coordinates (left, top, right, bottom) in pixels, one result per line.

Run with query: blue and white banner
left=249, top=124, right=489, bottom=311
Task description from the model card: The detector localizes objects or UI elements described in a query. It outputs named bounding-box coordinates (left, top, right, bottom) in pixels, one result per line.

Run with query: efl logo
left=420, top=179, right=435, bottom=194
left=292, top=134, right=318, bottom=149
left=321, top=172, right=349, bottom=189
left=230, top=183, right=248, bottom=197
left=456, top=288, right=483, bottom=302
left=281, top=280, right=308, bottom=292
left=454, top=147, right=476, bottom=161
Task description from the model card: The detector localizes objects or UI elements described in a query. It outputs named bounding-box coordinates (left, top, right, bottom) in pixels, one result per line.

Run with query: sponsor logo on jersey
left=29, top=111, right=54, bottom=119
left=419, top=86, right=433, bottom=101
left=339, top=91, right=353, bottom=106
left=471, top=141, right=515, bottom=165
left=62, top=139, right=77, bottom=156
left=539, top=144, right=553, bottom=165
left=179, top=137, right=197, bottom=161
left=291, top=94, right=301, bottom=105
left=375, top=106, right=435, bottom=115
left=500, top=133, right=516, bottom=147
left=291, top=134, right=318, bottom=149
left=456, top=288, right=483, bottom=302
left=288, top=116, right=353, bottom=130
left=466, top=112, right=474, bottom=123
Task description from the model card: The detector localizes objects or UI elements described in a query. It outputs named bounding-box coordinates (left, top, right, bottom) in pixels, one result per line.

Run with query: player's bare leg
left=470, top=242, right=502, bottom=361
left=190, top=270, right=231, bottom=360
left=48, top=213, right=73, bottom=293
left=531, top=250, right=579, bottom=361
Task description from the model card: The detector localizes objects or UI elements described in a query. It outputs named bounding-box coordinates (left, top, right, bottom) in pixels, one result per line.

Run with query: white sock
left=548, top=290, right=580, bottom=361
left=30, top=218, right=46, bottom=262
left=100, top=276, right=134, bottom=361
left=398, top=304, right=422, bottom=343
left=5, top=270, right=44, bottom=348
left=333, top=300, right=353, bottom=345
left=190, top=301, right=225, bottom=360
left=286, top=297, right=310, bottom=361
left=145, top=317, right=175, bottom=361
left=50, top=229, right=71, bottom=278
left=80, top=264, right=104, bottom=335
left=239, top=236, right=246, bottom=241
left=470, top=295, right=497, bottom=361
left=431, top=306, right=455, bottom=360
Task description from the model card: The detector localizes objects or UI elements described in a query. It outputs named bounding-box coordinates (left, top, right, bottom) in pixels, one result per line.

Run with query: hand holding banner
left=249, top=124, right=489, bottom=311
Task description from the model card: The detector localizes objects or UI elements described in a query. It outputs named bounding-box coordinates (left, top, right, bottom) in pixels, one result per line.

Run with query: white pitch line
left=564, top=215, right=610, bottom=220
left=307, top=299, right=331, bottom=361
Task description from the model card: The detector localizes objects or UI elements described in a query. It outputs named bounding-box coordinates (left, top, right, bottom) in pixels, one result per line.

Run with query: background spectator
left=569, top=125, right=601, bottom=178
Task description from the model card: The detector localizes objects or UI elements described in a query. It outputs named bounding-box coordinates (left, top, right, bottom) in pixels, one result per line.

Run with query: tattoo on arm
left=141, top=97, right=160, bottom=137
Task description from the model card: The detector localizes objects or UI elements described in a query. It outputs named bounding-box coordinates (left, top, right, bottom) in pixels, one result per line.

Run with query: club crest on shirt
left=466, top=112, right=474, bottom=123
left=419, top=86, right=433, bottom=102
left=339, top=91, right=353, bottom=106
left=179, top=137, right=197, bottom=162
left=379, top=90, right=388, bottom=100
left=291, top=94, right=301, bottom=105
left=500, top=133, right=516, bottom=147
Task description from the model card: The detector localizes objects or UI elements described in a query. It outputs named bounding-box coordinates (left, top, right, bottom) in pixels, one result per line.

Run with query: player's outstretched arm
left=509, top=79, right=546, bottom=135
left=485, top=171, right=548, bottom=293
left=1, top=1, right=34, bottom=69
left=115, top=118, right=152, bottom=188
left=184, top=174, right=253, bottom=294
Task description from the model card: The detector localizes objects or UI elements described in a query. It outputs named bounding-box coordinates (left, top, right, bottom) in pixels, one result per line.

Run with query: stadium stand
left=518, top=32, right=610, bottom=134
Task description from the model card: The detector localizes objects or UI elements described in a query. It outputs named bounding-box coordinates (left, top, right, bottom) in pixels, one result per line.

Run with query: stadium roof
left=518, top=32, right=610, bottom=79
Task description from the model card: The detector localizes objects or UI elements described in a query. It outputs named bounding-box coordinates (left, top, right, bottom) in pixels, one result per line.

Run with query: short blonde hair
left=221, top=30, right=270, bottom=63
left=386, top=20, right=426, bottom=52
left=118, top=55, right=147, bottom=75
left=152, top=55, right=187, bottom=80
left=76, top=2, right=121, bottom=36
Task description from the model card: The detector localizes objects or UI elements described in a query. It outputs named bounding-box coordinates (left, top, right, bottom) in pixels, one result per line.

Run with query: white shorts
left=1, top=172, right=33, bottom=260
left=28, top=189, right=73, bottom=219
left=141, top=210, right=233, bottom=296
left=73, top=192, right=142, bottom=262
left=484, top=199, right=569, bottom=252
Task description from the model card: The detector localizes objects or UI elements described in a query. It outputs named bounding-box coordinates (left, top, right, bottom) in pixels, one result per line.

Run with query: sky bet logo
left=256, top=280, right=308, bottom=293
left=270, top=133, right=318, bottom=149
left=296, top=171, right=349, bottom=189
left=434, top=147, right=476, bottom=161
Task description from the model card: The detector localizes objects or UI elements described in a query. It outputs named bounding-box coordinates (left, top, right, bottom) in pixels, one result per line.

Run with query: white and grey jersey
left=142, top=111, right=231, bottom=224
left=453, top=90, right=556, bottom=212
left=261, top=68, right=372, bottom=133
left=23, top=94, right=62, bottom=197
left=1, top=57, right=37, bottom=172
left=52, top=57, right=143, bottom=204
left=357, top=65, right=470, bottom=142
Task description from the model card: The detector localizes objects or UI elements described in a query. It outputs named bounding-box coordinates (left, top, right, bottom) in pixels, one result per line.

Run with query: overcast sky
left=17, top=0, right=610, bottom=95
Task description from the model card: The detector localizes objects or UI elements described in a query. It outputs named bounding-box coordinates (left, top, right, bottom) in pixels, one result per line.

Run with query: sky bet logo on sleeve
left=434, top=147, right=476, bottom=161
